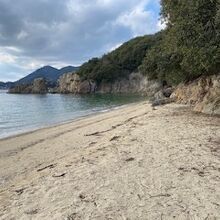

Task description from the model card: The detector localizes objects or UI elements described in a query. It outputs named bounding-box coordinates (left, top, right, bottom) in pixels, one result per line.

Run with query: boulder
left=153, top=90, right=165, bottom=100
left=151, top=87, right=174, bottom=103
left=151, top=98, right=175, bottom=107
left=163, top=87, right=174, bottom=98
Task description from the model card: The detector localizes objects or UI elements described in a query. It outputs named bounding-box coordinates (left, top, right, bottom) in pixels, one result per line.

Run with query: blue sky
left=0, top=0, right=163, bottom=82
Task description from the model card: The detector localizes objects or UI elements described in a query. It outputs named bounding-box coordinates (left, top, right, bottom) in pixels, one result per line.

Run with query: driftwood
left=110, top=136, right=120, bottom=141
left=37, top=164, right=56, bottom=172
left=125, top=157, right=135, bottom=162
left=52, top=173, right=66, bottom=178
left=15, top=187, right=27, bottom=195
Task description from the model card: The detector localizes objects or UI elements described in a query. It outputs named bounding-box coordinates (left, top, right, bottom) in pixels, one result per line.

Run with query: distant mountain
left=0, top=81, right=14, bottom=90
left=14, top=65, right=79, bottom=87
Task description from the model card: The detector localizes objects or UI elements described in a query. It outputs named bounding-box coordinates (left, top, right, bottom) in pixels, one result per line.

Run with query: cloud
left=116, top=7, right=155, bottom=36
left=0, top=0, right=161, bottom=81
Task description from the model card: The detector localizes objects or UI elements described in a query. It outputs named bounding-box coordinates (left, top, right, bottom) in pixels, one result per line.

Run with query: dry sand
left=0, top=102, right=219, bottom=220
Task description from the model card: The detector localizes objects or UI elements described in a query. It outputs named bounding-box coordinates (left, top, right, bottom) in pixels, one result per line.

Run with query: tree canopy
left=77, top=34, right=161, bottom=83
left=140, top=0, right=220, bottom=84
left=77, top=0, right=220, bottom=85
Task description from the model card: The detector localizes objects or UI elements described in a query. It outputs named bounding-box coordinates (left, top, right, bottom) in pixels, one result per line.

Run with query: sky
left=0, top=0, right=163, bottom=82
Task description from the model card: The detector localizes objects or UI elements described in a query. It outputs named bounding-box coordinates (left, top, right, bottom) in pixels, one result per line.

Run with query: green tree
left=163, top=0, right=219, bottom=75
left=77, top=34, right=160, bottom=83
left=140, top=0, right=220, bottom=85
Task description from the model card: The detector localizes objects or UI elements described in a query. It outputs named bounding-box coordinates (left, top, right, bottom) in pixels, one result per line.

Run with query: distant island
left=0, top=66, right=79, bottom=90
left=0, top=81, right=14, bottom=90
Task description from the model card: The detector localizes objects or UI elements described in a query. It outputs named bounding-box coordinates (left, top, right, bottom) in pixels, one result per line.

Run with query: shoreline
left=0, top=101, right=142, bottom=141
left=0, top=102, right=220, bottom=219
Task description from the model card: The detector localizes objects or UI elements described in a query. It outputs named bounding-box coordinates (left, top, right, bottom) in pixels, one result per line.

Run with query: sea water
left=0, top=90, right=145, bottom=139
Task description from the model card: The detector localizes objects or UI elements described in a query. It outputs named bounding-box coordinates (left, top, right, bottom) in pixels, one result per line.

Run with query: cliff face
left=32, top=78, right=48, bottom=94
left=171, top=75, right=220, bottom=115
left=58, top=73, right=96, bottom=94
left=9, top=78, right=47, bottom=94
left=58, top=72, right=162, bottom=96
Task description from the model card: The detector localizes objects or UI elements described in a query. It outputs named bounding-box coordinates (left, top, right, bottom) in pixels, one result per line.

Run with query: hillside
left=58, top=33, right=164, bottom=94
left=74, top=0, right=219, bottom=87
left=14, top=66, right=79, bottom=87
left=77, top=33, right=162, bottom=83
left=58, top=0, right=219, bottom=115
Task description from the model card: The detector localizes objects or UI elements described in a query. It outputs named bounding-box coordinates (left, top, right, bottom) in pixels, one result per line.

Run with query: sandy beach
left=0, top=102, right=219, bottom=220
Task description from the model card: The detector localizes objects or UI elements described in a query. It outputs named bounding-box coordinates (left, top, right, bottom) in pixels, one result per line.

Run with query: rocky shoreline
left=58, top=72, right=163, bottom=95
left=8, top=71, right=220, bottom=116
left=8, top=78, right=48, bottom=94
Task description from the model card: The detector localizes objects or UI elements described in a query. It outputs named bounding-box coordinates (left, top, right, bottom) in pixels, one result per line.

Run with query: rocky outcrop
left=171, top=75, right=220, bottom=115
left=151, top=98, right=175, bottom=107
left=32, top=78, right=48, bottom=94
left=97, top=73, right=162, bottom=95
left=8, top=84, right=32, bottom=94
left=58, top=73, right=96, bottom=94
left=58, top=72, right=162, bottom=96
left=149, top=86, right=175, bottom=107
left=9, top=78, right=47, bottom=94
left=153, top=87, right=174, bottom=100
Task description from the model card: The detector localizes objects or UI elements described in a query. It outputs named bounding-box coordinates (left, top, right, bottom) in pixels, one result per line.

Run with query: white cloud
left=0, top=0, right=162, bottom=81
left=0, top=53, right=16, bottom=63
left=116, top=8, right=154, bottom=36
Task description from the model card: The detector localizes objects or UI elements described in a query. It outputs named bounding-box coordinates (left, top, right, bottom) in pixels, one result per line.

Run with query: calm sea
left=0, top=90, right=144, bottom=139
